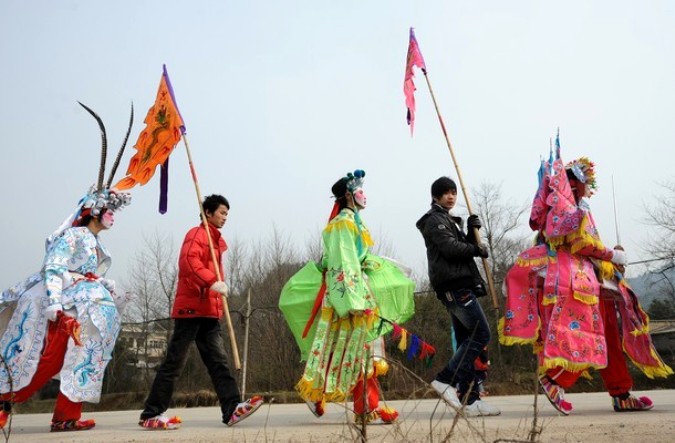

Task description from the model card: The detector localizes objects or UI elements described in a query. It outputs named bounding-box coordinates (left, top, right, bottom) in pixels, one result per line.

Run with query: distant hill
left=627, top=266, right=675, bottom=308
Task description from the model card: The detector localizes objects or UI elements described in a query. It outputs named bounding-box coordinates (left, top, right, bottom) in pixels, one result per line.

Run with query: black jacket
left=416, top=204, right=486, bottom=296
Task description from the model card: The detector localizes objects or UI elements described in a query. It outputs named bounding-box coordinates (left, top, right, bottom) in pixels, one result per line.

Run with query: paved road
left=3, top=390, right=674, bottom=442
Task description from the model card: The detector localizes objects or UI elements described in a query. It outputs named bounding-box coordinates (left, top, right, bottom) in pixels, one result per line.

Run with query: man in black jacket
left=416, top=176, right=500, bottom=416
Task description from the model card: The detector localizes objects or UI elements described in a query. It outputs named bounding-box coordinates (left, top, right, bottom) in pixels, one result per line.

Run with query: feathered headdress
left=565, top=157, right=597, bottom=195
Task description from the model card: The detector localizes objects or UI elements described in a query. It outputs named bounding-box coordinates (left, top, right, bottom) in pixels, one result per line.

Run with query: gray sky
left=2, top=1, right=674, bottom=289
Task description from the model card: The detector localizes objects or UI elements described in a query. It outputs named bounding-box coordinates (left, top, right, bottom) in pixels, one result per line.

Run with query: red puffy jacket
left=171, top=223, right=227, bottom=319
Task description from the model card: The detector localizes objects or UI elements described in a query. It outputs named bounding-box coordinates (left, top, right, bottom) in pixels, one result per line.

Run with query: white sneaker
left=431, top=380, right=461, bottom=408
left=463, top=399, right=501, bottom=417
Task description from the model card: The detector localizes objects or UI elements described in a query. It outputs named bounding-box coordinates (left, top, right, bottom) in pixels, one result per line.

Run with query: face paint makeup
left=101, top=210, right=115, bottom=229
left=353, top=188, right=367, bottom=209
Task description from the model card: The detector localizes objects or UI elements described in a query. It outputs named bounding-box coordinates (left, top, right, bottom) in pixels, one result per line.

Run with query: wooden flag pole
left=421, top=70, right=500, bottom=310
left=181, top=134, right=242, bottom=370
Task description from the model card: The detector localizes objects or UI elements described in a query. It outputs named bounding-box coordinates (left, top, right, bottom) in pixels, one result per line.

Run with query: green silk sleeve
left=322, top=215, right=369, bottom=318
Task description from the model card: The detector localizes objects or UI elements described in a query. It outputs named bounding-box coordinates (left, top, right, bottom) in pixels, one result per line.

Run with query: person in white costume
left=0, top=103, right=133, bottom=432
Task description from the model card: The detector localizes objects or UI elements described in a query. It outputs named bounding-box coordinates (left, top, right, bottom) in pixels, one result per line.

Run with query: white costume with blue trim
left=0, top=226, right=126, bottom=403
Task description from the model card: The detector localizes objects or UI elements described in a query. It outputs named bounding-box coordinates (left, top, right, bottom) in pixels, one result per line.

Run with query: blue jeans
left=435, top=289, right=491, bottom=403
left=140, top=318, right=241, bottom=421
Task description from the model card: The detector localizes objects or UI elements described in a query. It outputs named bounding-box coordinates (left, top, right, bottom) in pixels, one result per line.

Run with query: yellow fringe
left=597, top=261, right=615, bottom=280
left=340, top=317, right=351, bottom=331
left=515, top=255, right=549, bottom=267
left=321, top=306, right=334, bottom=321
left=499, top=334, right=537, bottom=347
left=497, top=317, right=539, bottom=346
left=324, top=390, right=346, bottom=403
left=354, top=410, right=378, bottom=425
left=547, top=236, right=566, bottom=249
left=295, top=377, right=325, bottom=402
left=365, top=309, right=377, bottom=330
left=567, top=214, right=610, bottom=260
left=541, top=357, right=606, bottom=373
left=572, top=291, right=598, bottom=305
left=632, top=360, right=674, bottom=379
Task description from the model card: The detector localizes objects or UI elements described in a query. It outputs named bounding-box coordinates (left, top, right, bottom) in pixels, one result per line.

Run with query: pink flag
left=404, top=27, right=426, bottom=136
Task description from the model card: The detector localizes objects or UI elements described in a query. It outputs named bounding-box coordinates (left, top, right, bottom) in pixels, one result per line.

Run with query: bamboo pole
left=421, top=70, right=499, bottom=310
left=182, top=134, right=241, bottom=369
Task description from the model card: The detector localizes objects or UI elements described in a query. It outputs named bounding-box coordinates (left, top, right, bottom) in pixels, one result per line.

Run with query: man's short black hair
left=431, top=176, right=457, bottom=199
left=203, top=194, right=230, bottom=214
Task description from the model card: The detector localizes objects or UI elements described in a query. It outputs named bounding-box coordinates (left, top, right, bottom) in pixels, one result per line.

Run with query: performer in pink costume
left=500, top=144, right=672, bottom=415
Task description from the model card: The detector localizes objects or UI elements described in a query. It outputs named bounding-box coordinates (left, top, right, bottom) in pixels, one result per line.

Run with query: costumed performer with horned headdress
left=0, top=103, right=134, bottom=432
left=499, top=138, right=672, bottom=415
left=279, top=170, right=416, bottom=424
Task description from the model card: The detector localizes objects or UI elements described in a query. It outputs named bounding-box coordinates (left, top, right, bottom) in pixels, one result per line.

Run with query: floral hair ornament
left=328, top=169, right=367, bottom=221
left=78, top=186, right=132, bottom=218
left=345, top=169, right=366, bottom=193
left=565, top=157, right=597, bottom=195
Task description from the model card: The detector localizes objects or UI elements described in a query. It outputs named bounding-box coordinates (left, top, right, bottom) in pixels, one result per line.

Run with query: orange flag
left=115, top=65, right=185, bottom=190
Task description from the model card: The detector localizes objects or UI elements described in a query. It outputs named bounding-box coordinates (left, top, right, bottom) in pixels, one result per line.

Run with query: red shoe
left=50, top=418, right=96, bottom=432
left=0, top=410, right=9, bottom=429
left=612, top=394, right=654, bottom=412
left=226, top=396, right=264, bottom=427
left=539, top=375, right=573, bottom=415
left=354, top=406, right=399, bottom=425
left=138, top=414, right=182, bottom=430
left=372, top=406, right=399, bottom=424
left=306, top=400, right=325, bottom=418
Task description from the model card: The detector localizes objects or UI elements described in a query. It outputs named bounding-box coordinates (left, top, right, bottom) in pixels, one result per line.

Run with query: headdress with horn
left=68, top=103, right=135, bottom=226
left=45, top=103, right=134, bottom=245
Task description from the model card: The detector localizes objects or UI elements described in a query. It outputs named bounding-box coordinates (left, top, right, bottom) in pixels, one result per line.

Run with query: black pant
left=140, top=318, right=241, bottom=421
left=435, top=289, right=491, bottom=404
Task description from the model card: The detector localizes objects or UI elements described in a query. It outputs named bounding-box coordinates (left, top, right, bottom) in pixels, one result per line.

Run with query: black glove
left=467, top=214, right=482, bottom=230
left=473, top=244, right=489, bottom=258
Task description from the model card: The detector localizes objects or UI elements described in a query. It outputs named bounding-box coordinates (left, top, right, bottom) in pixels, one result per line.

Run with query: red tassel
left=391, top=323, right=402, bottom=340
left=328, top=202, right=341, bottom=221
left=418, top=342, right=436, bottom=361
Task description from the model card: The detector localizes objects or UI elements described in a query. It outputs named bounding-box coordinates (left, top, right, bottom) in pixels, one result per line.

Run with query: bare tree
left=227, top=228, right=305, bottom=393
left=645, top=180, right=675, bottom=261
left=112, top=231, right=178, bottom=389
left=643, top=180, right=675, bottom=306
left=472, top=181, right=530, bottom=289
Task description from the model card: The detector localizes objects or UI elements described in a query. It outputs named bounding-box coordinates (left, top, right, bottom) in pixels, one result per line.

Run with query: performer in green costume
left=280, top=170, right=414, bottom=424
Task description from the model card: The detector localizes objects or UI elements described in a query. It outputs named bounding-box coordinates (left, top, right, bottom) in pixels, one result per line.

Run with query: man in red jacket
left=139, top=195, right=263, bottom=430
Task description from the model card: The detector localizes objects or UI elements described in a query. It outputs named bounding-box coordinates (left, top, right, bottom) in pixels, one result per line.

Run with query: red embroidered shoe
left=354, top=406, right=399, bottom=425
left=612, top=394, right=653, bottom=412
left=226, top=396, right=264, bottom=427
left=50, top=418, right=96, bottom=432
left=138, top=414, right=182, bottom=430
left=306, top=400, right=325, bottom=418
left=371, top=406, right=399, bottom=424
left=539, top=375, right=573, bottom=415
